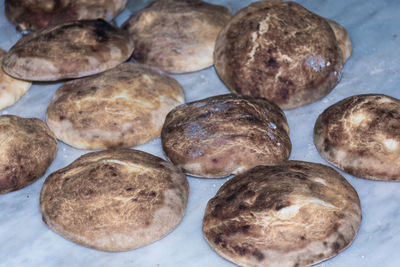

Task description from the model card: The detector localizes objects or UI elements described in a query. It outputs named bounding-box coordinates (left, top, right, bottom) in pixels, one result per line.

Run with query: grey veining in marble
left=1, top=0, right=400, bottom=266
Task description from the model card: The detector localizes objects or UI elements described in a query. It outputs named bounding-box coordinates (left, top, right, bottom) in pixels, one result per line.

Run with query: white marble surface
left=1, top=0, right=400, bottom=266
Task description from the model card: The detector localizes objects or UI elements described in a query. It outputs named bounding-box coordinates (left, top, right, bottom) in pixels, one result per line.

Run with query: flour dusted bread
left=161, top=94, right=291, bottom=178
left=314, top=94, right=400, bottom=181
left=203, top=161, right=361, bottom=267
left=46, top=62, right=185, bottom=149
left=214, top=1, right=343, bottom=109
left=2, top=19, right=134, bottom=81
left=0, top=115, right=57, bottom=194
left=40, top=149, right=189, bottom=251
left=122, top=0, right=232, bottom=73
left=5, top=0, right=127, bottom=32
left=0, top=49, right=31, bottom=110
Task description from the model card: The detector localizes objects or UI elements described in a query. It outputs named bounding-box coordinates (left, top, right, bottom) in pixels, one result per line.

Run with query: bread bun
left=40, top=148, right=189, bottom=251
left=3, top=19, right=134, bottom=81
left=46, top=62, right=184, bottom=149
left=161, top=94, right=291, bottom=178
left=0, top=115, right=57, bottom=194
left=214, top=1, right=343, bottom=109
left=0, top=49, right=31, bottom=110
left=314, top=94, right=400, bottom=181
left=203, top=161, right=361, bottom=267
left=5, top=0, right=127, bottom=32
left=122, top=0, right=232, bottom=73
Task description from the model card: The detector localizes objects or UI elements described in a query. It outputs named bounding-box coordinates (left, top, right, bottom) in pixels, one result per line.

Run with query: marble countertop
left=1, top=0, right=400, bottom=266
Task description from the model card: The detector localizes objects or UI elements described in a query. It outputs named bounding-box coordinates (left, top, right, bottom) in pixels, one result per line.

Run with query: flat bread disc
left=122, top=0, right=232, bottom=73
left=214, top=1, right=343, bottom=109
left=0, top=115, right=57, bottom=194
left=203, top=161, right=361, bottom=267
left=314, top=94, right=400, bottom=181
left=40, top=149, right=189, bottom=251
left=5, top=0, right=127, bottom=32
left=46, top=62, right=185, bottom=149
left=161, top=94, right=291, bottom=178
left=2, top=19, right=134, bottom=81
left=0, top=49, right=31, bottom=110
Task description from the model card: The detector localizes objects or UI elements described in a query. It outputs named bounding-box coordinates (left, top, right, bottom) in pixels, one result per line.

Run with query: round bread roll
left=40, top=149, right=189, bottom=251
left=0, top=49, right=31, bottom=110
left=214, top=1, right=343, bottom=109
left=326, top=18, right=352, bottom=63
left=0, top=115, right=58, bottom=194
left=314, top=94, right=400, bottom=181
left=5, top=0, right=127, bottom=32
left=46, top=62, right=185, bottom=149
left=161, top=94, right=291, bottom=178
left=122, top=0, right=232, bottom=73
left=203, top=161, right=361, bottom=267
left=2, top=19, right=134, bottom=81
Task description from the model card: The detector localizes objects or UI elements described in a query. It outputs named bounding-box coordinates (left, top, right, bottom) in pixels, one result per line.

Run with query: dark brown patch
left=226, top=194, right=236, bottom=202
left=253, top=250, right=265, bottom=261
left=267, top=58, right=277, bottom=67
left=233, top=245, right=249, bottom=256
left=241, top=225, right=250, bottom=232
left=331, top=242, right=341, bottom=251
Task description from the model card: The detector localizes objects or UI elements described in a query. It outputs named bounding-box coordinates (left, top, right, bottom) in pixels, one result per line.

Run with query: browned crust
left=214, top=1, right=343, bottom=109
left=203, top=161, right=361, bottom=267
left=40, top=148, right=189, bottom=251
left=326, top=18, right=352, bottom=63
left=5, top=0, right=127, bottom=32
left=46, top=62, right=185, bottom=149
left=0, top=115, right=58, bottom=194
left=122, top=0, right=232, bottom=73
left=161, top=94, right=291, bottom=178
left=2, top=19, right=134, bottom=81
left=314, top=94, right=400, bottom=181
left=0, top=49, right=31, bottom=110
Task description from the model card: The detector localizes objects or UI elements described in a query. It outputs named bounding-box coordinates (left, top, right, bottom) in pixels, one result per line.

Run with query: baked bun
left=326, top=18, right=352, bottom=63
left=161, top=94, right=291, bottom=178
left=122, top=0, right=232, bottom=73
left=2, top=19, right=134, bottom=81
left=0, top=115, right=57, bottom=194
left=40, top=148, right=189, bottom=251
left=214, top=1, right=343, bottom=109
left=0, top=49, right=31, bottom=110
left=314, top=94, right=400, bottom=181
left=46, top=62, right=185, bottom=149
left=203, top=161, right=361, bottom=267
left=5, top=0, right=127, bottom=32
